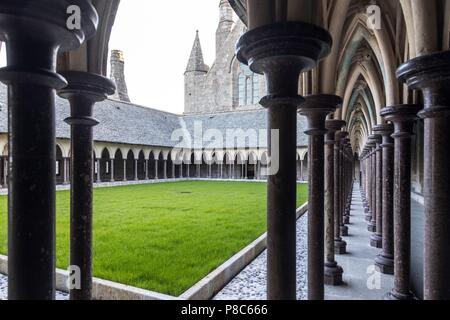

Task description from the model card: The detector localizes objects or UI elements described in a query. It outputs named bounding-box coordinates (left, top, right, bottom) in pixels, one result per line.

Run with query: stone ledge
left=0, top=255, right=178, bottom=300
left=179, top=202, right=309, bottom=300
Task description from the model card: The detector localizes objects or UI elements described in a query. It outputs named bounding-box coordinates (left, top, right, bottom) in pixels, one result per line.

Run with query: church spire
left=185, top=31, right=209, bottom=74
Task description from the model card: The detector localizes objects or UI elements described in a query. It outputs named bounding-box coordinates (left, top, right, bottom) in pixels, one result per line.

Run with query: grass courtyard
left=0, top=181, right=307, bottom=296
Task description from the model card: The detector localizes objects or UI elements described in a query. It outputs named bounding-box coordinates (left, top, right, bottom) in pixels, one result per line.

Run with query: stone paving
left=0, top=274, right=68, bottom=300
left=215, top=184, right=397, bottom=300
left=214, top=214, right=308, bottom=300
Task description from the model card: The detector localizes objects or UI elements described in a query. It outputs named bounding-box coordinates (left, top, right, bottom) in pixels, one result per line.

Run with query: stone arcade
left=0, top=0, right=449, bottom=301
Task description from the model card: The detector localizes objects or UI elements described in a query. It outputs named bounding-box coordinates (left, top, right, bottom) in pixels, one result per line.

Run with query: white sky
left=0, top=0, right=230, bottom=115
left=109, top=0, right=227, bottom=114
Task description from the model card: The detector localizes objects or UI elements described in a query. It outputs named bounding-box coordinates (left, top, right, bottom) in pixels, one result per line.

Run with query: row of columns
left=236, top=19, right=357, bottom=300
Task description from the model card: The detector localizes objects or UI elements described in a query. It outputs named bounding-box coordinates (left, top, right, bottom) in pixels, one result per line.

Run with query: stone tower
left=184, top=31, right=209, bottom=114
left=110, top=49, right=130, bottom=102
left=216, top=0, right=234, bottom=56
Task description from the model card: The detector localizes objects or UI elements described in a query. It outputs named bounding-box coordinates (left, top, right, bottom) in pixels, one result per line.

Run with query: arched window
left=238, top=73, right=245, bottom=106
left=237, top=63, right=260, bottom=107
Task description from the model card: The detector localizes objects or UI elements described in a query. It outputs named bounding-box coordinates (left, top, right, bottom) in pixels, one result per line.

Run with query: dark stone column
left=397, top=50, right=450, bottom=300
left=363, top=146, right=372, bottom=222
left=324, top=119, right=346, bottom=286
left=334, top=131, right=348, bottom=254
left=370, top=130, right=383, bottom=248
left=381, top=104, right=421, bottom=300
left=236, top=22, right=332, bottom=300
left=58, top=72, right=115, bottom=300
left=367, top=137, right=378, bottom=233
left=375, top=123, right=395, bottom=275
left=343, top=140, right=352, bottom=225
left=0, top=0, right=96, bottom=300
left=299, top=95, right=338, bottom=300
left=339, top=136, right=349, bottom=237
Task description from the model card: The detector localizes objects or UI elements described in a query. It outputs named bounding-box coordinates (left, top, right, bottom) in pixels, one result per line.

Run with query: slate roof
left=0, top=84, right=308, bottom=148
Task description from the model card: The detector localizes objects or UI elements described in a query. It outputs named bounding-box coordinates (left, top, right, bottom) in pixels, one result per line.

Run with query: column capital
left=397, top=50, right=450, bottom=119
left=325, top=120, right=346, bottom=145
left=59, top=71, right=115, bottom=127
left=0, top=0, right=98, bottom=88
left=380, top=105, right=422, bottom=137
left=299, top=95, right=341, bottom=136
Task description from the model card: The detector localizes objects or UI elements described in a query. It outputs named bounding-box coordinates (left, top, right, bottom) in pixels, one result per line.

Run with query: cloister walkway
left=326, top=184, right=394, bottom=300
left=216, top=183, right=397, bottom=300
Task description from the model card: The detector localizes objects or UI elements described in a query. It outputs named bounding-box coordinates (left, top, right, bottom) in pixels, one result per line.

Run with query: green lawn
left=0, top=181, right=307, bottom=296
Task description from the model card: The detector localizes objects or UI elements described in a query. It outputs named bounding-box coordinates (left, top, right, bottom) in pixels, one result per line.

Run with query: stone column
left=134, top=159, right=138, bottom=181
left=155, top=160, right=159, bottom=180
left=163, top=160, right=167, bottom=179
left=299, top=95, right=339, bottom=300
left=381, top=104, right=421, bottom=300
left=96, top=159, right=101, bottom=183
left=375, top=124, right=395, bottom=274
left=145, top=160, right=149, bottom=180
left=0, top=0, right=97, bottom=300
left=339, top=135, right=349, bottom=237
left=187, top=163, right=190, bottom=178
left=324, top=119, right=346, bottom=285
left=334, top=132, right=348, bottom=254
left=370, top=131, right=383, bottom=247
left=110, top=160, right=115, bottom=182
left=236, top=21, right=332, bottom=300
left=63, top=158, right=69, bottom=184
left=58, top=71, right=115, bottom=300
left=397, top=51, right=450, bottom=300
left=123, top=160, right=127, bottom=181
left=367, top=139, right=377, bottom=232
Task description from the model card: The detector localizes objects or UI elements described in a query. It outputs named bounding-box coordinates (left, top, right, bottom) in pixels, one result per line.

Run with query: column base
left=375, top=253, right=394, bottom=275
left=340, top=225, right=349, bottom=237
left=370, top=233, right=383, bottom=248
left=324, top=262, right=344, bottom=286
left=367, top=221, right=376, bottom=232
left=334, top=239, right=347, bottom=254
left=344, top=216, right=350, bottom=224
left=365, top=214, right=372, bottom=222
left=384, top=290, right=416, bottom=300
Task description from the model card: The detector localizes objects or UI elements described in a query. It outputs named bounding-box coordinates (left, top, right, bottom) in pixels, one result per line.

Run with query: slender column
left=370, top=133, right=382, bottom=245
left=63, top=158, right=69, bottom=184
left=58, top=72, right=115, bottom=300
left=375, top=124, right=395, bottom=274
left=366, top=139, right=377, bottom=232
left=334, top=132, right=347, bottom=254
left=381, top=104, right=421, bottom=300
left=324, top=119, right=346, bottom=285
left=164, top=160, right=168, bottom=179
left=339, top=135, right=349, bottom=237
left=145, top=160, right=149, bottom=180
left=155, top=160, right=159, bottom=180
left=110, top=160, right=115, bottom=182
left=97, top=159, right=102, bottom=182
left=134, top=159, right=138, bottom=180
left=299, top=95, right=338, bottom=300
left=197, top=163, right=201, bottom=178
left=123, top=160, right=127, bottom=181
left=0, top=0, right=97, bottom=300
left=397, top=51, right=450, bottom=300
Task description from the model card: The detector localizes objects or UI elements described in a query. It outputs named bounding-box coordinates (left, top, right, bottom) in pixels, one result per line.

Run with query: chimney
left=110, top=50, right=130, bottom=102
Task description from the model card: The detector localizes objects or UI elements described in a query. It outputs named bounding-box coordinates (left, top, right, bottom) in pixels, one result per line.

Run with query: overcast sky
left=0, top=0, right=231, bottom=115
left=109, top=0, right=230, bottom=114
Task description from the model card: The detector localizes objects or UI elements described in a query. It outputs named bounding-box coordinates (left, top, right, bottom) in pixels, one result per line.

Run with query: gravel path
left=0, top=274, right=69, bottom=300
left=214, top=214, right=308, bottom=300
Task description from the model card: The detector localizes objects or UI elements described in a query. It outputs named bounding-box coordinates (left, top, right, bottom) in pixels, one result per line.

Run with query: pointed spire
left=185, top=30, right=209, bottom=74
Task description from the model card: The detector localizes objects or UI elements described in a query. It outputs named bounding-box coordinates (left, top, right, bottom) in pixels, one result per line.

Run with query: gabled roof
left=0, top=84, right=308, bottom=149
